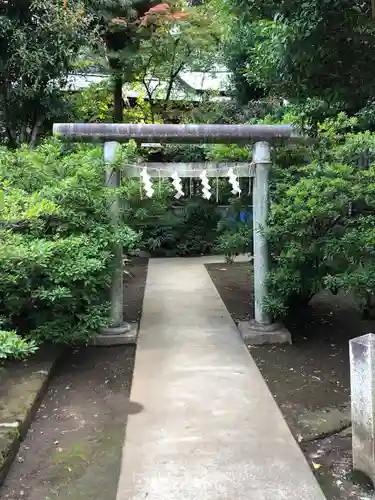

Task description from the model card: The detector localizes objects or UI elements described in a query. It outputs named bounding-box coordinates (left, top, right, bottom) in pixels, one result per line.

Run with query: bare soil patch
left=206, top=261, right=375, bottom=500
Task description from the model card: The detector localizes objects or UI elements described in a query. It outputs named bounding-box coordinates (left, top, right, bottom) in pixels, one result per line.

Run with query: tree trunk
left=113, top=76, right=124, bottom=123
left=29, top=116, right=44, bottom=147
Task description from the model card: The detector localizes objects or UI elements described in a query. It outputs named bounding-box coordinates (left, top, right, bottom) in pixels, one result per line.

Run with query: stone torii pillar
left=53, top=123, right=301, bottom=345
left=237, top=141, right=291, bottom=344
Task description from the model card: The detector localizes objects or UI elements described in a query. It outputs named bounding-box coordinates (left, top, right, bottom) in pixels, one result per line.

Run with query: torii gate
left=53, top=123, right=301, bottom=345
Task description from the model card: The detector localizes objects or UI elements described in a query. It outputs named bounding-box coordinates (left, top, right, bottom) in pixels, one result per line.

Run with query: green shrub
left=265, top=121, right=375, bottom=319
left=215, top=222, right=253, bottom=263
left=175, top=200, right=222, bottom=256
left=0, top=330, right=38, bottom=360
left=0, top=141, right=139, bottom=344
left=121, top=169, right=223, bottom=256
left=125, top=194, right=221, bottom=257
left=121, top=177, right=178, bottom=256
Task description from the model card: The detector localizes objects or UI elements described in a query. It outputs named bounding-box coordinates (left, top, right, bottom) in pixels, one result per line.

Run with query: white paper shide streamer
left=171, top=171, right=184, bottom=199
left=140, top=167, right=154, bottom=198
left=227, top=167, right=241, bottom=195
left=199, top=169, right=211, bottom=200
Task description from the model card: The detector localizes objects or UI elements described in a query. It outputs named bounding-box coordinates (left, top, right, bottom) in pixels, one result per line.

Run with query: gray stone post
left=237, top=142, right=291, bottom=345
left=252, top=141, right=272, bottom=326
left=350, top=333, right=375, bottom=484
left=92, top=141, right=137, bottom=345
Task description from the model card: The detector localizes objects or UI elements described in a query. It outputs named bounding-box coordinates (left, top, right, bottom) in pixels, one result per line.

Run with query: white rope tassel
left=171, top=171, right=184, bottom=199
left=199, top=169, right=212, bottom=200
left=227, top=167, right=241, bottom=196
left=140, top=167, right=154, bottom=198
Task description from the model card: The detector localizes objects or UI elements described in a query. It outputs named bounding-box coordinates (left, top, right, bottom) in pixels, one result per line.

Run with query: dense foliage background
left=0, top=142, right=139, bottom=348
left=2, top=0, right=375, bottom=357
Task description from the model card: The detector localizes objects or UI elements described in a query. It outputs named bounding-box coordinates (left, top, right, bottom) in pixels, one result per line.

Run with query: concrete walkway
left=116, top=257, right=326, bottom=500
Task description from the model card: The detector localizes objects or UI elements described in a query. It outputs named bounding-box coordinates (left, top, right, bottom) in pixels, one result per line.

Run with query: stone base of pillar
left=237, top=320, right=292, bottom=345
left=89, top=322, right=139, bottom=346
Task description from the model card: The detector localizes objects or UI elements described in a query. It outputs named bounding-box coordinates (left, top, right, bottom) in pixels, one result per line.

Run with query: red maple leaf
left=147, top=3, right=170, bottom=13
left=140, top=3, right=189, bottom=26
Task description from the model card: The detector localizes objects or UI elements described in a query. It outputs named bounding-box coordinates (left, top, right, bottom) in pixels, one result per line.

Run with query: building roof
left=64, top=68, right=230, bottom=102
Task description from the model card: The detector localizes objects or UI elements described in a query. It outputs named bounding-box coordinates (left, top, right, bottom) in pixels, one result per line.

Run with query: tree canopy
left=0, top=0, right=92, bottom=146
left=225, top=0, right=375, bottom=112
left=133, top=0, right=223, bottom=122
